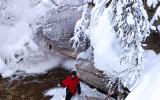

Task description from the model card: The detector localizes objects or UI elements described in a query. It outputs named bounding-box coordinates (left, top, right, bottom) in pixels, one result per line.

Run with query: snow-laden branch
left=150, top=5, right=160, bottom=25
left=70, top=4, right=93, bottom=52
left=90, top=0, right=110, bottom=29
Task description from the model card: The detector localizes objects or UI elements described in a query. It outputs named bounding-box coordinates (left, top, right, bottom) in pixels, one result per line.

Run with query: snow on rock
left=62, top=59, right=76, bottom=71
left=126, top=50, right=160, bottom=100
left=44, top=82, right=107, bottom=100
left=76, top=47, right=93, bottom=61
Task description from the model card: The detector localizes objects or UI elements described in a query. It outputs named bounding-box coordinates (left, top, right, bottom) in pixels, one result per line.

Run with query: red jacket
left=61, top=75, right=80, bottom=95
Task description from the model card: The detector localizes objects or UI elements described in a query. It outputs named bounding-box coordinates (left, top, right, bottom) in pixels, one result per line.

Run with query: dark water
left=0, top=67, right=69, bottom=100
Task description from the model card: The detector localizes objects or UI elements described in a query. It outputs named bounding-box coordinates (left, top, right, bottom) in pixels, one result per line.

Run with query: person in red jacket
left=61, top=71, right=81, bottom=100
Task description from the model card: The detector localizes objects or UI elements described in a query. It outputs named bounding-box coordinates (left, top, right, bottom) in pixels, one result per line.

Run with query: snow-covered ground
left=126, top=50, right=160, bottom=100
left=44, top=82, right=110, bottom=100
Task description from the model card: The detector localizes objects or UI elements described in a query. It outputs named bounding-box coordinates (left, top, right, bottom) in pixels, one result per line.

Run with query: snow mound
left=44, top=82, right=106, bottom=100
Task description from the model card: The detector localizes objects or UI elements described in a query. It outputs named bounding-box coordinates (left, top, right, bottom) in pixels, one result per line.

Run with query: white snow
left=150, top=25, right=156, bottom=31
left=150, top=6, right=160, bottom=25
left=62, top=59, right=76, bottom=71
left=158, top=25, right=160, bottom=33
left=44, top=82, right=107, bottom=100
left=76, top=47, right=93, bottom=61
left=0, top=53, right=64, bottom=77
left=147, top=0, right=158, bottom=8
left=127, top=13, right=135, bottom=25
left=126, top=50, right=160, bottom=100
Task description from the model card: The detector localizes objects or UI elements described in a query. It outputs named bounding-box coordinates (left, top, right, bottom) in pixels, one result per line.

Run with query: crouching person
left=61, top=71, right=81, bottom=100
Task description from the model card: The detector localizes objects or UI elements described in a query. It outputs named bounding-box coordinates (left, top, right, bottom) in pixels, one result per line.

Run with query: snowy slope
left=126, top=50, right=160, bottom=100
left=44, top=82, right=107, bottom=100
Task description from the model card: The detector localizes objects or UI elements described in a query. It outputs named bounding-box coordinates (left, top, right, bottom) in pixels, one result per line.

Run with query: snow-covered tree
left=70, top=3, right=94, bottom=52
left=142, top=0, right=160, bottom=33
left=110, top=0, right=150, bottom=88
left=0, top=0, right=17, bottom=26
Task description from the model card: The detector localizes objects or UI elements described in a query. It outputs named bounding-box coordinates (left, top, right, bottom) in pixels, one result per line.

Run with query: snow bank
left=44, top=82, right=106, bottom=100
left=126, top=50, right=160, bottom=100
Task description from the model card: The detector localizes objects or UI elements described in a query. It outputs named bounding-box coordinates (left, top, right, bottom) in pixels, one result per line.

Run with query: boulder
left=76, top=59, right=108, bottom=92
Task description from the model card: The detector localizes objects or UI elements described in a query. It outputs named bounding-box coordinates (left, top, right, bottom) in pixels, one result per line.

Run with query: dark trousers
left=65, top=88, right=73, bottom=100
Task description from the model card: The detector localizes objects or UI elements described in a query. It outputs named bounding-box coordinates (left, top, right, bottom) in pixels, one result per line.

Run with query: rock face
left=76, top=59, right=108, bottom=92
